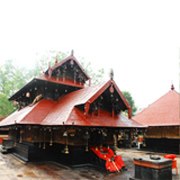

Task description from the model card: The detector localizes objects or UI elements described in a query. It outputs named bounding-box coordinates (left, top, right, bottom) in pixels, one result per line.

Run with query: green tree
left=80, top=61, right=104, bottom=85
left=0, top=93, right=15, bottom=116
left=122, top=91, right=137, bottom=116
left=0, top=60, right=28, bottom=97
left=0, top=60, right=29, bottom=117
left=29, top=50, right=67, bottom=77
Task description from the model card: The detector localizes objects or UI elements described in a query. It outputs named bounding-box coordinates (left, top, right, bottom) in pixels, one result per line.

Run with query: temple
left=0, top=52, right=144, bottom=171
left=133, top=85, right=180, bottom=154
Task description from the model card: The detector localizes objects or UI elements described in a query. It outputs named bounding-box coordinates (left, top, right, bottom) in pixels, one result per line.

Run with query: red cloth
left=91, top=147, right=125, bottom=172
left=164, top=154, right=177, bottom=169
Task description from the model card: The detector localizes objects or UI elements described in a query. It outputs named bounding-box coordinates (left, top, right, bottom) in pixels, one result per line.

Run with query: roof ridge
left=136, top=89, right=179, bottom=116
left=149, top=89, right=179, bottom=106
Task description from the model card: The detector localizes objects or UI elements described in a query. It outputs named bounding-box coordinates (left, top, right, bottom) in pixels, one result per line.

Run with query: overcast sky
left=0, top=0, right=179, bottom=110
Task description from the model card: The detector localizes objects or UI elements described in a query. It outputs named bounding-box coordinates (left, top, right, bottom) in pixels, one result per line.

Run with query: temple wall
left=8, top=126, right=120, bottom=147
left=145, top=126, right=180, bottom=139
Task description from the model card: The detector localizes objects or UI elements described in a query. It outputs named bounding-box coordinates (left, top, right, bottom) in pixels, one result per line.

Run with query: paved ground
left=0, top=148, right=179, bottom=180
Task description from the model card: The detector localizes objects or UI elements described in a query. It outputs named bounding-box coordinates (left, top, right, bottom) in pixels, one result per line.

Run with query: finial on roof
left=55, top=55, right=58, bottom=64
left=110, top=69, right=114, bottom=80
left=71, top=49, right=74, bottom=56
left=171, top=84, right=175, bottom=90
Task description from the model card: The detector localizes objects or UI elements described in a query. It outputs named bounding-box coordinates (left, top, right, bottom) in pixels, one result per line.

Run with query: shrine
left=0, top=52, right=144, bottom=172
left=133, top=85, right=180, bottom=154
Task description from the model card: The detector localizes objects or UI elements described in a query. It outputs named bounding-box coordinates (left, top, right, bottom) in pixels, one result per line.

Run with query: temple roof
left=45, top=54, right=90, bottom=81
left=1, top=52, right=145, bottom=129
left=133, top=87, right=180, bottom=126
left=0, top=80, right=143, bottom=128
left=9, top=77, right=82, bottom=101
left=9, top=54, right=90, bottom=102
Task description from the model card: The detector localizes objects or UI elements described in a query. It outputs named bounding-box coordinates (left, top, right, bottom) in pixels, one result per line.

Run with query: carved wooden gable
left=45, top=55, right=90, bottom=85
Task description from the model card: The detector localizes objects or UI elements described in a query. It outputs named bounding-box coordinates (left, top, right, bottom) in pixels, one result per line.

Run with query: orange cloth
left=91, top=146, right=125, bottom=172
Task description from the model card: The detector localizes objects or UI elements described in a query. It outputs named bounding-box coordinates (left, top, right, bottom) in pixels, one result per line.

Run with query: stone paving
left=0, top=148, right=179, bottom=180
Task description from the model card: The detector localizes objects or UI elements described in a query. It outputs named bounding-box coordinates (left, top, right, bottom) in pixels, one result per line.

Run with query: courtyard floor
left=0, top=147, right=179, bottom=180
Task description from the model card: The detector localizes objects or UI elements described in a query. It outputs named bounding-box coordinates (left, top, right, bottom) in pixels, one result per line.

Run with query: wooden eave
left=9, top=77, right=82, bottom=101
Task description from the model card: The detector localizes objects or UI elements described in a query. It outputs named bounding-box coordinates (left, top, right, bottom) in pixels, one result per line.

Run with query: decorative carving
left=70, top=59, right=74, bottom=67
left=26, top=92, right=30, bottom=98
left=109, top=84, right=114, bottom=93
left=56, top=69, right=61, bottom=79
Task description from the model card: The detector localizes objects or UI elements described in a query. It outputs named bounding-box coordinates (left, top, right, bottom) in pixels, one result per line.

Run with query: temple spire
left=171, top=84, right=175, bottom=90
left=110, top=69, right=114, bottom=80
left=55, top=55, right=58, bottom=64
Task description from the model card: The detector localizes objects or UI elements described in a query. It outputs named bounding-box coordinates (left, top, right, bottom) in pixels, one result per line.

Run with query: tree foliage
left=80, top=61, right=104, bottom=85
left=122, top=91, right=137, bottom=115
left=0, top=93, right=15, bottom=116
left=0, top=60, right=28, bottom=116
left=29, top=51, right=67, bottom=77
left=0, top=60, right=28, bottom=97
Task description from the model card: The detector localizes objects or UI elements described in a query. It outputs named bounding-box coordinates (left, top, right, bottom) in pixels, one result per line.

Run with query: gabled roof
left=0, top=80, right=143, bottom=128
left=133, top=88, right=180, bottom=126
left=9, top=54, right=90, bottom=101
left=45, top=54, right=90, bottom=80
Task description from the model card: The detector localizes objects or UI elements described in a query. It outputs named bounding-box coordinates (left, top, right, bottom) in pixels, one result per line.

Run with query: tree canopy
left=0, top=93, right=15, bottom=116
left=122, top=91, right=137, bottom=115
left=0, top=60, right=28, bottom=116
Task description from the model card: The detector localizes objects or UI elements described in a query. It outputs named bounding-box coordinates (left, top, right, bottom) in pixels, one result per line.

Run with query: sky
left=0, top=0, right=179, bottom=110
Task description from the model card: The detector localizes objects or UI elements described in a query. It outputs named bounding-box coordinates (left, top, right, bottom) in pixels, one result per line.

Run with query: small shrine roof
left=45, top=54, right=90, bottom=80
left=133, top=87, right=180, bottom=126
left=9, top=53, right=90, bottom=101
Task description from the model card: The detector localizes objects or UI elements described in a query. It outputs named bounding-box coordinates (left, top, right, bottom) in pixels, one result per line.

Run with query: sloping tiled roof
left=133, top=89, right=180, bottom=126
left=0, top=80, right=143, bottom=128
left=0, top=99, right=57, bottom=126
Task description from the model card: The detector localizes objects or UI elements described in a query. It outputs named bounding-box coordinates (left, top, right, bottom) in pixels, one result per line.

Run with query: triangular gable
left=40, top=80, right=137, bottom=126
left=87, top=80, right=130, bottom=107
left=44, top=54, right=90, bottom=84
left=82, top=80, right=132, bottom=118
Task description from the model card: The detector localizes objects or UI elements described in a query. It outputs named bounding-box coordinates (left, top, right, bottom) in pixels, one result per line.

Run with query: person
left=137, top=134, right=144, bottom=149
